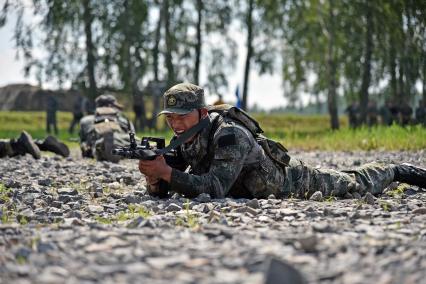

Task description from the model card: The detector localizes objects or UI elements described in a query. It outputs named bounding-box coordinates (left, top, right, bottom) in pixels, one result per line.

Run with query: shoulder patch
left=217, top=134, right=236, bottom=148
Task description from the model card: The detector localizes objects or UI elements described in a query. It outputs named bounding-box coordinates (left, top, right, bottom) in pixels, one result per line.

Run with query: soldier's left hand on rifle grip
left=138, top=155, right=172, bottom=183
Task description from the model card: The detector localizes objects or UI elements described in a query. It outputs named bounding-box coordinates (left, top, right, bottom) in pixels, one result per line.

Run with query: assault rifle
left=111, top=117, right=209, bottom=164
left=112, top=132, right=185, bottom=169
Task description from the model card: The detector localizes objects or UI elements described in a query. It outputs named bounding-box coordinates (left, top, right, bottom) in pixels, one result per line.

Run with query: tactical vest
left=93, top=107, right=125, bottom=135
left=207, top=104, right=290, bottom=170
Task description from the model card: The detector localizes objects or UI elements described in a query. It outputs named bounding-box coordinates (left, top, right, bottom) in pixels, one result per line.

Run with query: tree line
left=1, top=0, right=425, bottom=130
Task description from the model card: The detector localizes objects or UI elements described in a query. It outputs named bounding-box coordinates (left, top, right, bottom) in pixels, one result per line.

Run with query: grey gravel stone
left=309, top=191, right=323, bottom=201
left=363, top=192, right=376, bottom=205
left=246, top=199, right=260, bottom=209
left=412, top=207, right=426, bottom=214
left=166, top=203, right=182, bottom=212
left=0, top=150, right=424, bottom=284
left=57, top=187, right=78, bottom=196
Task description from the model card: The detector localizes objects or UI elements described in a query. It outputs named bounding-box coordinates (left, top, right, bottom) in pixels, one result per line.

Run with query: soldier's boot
left=12, top=131, right=41, bottom=159
left=36, top=136, right=70, bottom=157
left=95, top=132, right=120, bottom=163
left=393, top=163, right=426, bottom=189
left=0, top=140, right=14, bottom=158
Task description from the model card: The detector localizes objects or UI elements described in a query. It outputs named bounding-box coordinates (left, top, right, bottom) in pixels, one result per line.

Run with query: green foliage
left=94, top=205, right=152, bottom=225
left=386, top=184, right=409, bottom=198
left=176, top=199, right=199, bottom=229
left=379, top=201, right=391, bottom=212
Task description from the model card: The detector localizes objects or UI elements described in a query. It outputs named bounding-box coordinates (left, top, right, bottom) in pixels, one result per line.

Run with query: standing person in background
left=366, top=100, right=378, bottom=127
left=133, top=95, right=144, bottom=131
left=46, top=94, right=58, bottom=135
left=415, top=100, right=426, bottom=126
left=345, top=102, right=360, bottom=129
left=389, top=100, right=400, bottom=125
left=400, top=102, right=413, bottom=126
left=68, top=96, right=86, bottom=134
left=379, top=100, right=392, bottom=126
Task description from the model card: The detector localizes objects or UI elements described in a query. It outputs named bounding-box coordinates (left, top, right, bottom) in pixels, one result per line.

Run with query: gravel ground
left=0, top=149, right=425, bottom=284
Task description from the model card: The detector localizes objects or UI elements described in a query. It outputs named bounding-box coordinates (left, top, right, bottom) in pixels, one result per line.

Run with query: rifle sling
left=156, top=117, right=209, bottom=155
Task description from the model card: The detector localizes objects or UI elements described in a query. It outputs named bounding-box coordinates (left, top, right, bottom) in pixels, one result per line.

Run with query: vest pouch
left=257, top=135, right=290, bottom=170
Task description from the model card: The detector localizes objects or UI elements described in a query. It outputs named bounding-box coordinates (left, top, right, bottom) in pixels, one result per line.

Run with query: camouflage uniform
left=148, top=83, right=419, bottom=199
left=79, top=94, right=134, bottom=162
left=46, top=95, right=58, bottom=135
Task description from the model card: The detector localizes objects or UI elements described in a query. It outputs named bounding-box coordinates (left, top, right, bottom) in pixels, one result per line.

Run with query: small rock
left=268, top=194, right=276, bottom=200
left=111, top=166, right=126, bottom=173
left=309, top=191, right=323, bottom=201
left=5, top=179, right=21, bottom=188
left=57, top=187, right=78, bottom=196
left=352, top=192, right=362, bottom=199
left=37, top=242, right=57, bottom=253
left=88, top=205, right=104, bottom=214
left=412, top=207, right=426, bottom=214
left=363, top=192, right=375, bottom=205
left=297, top=235, right=317, bottom=252
left=264, top=258, right=307, bottom=284
left=246, top=199, right=260, bottom=209
left=38, top=178, right=52, bottom=186
left=166, top=203, right=182, bottom=212
left=127, top=216, right=145, bottom=228
left=195, top=193, right=211, bottom=203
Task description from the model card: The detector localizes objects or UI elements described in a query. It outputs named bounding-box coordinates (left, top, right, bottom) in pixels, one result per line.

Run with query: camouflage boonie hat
left=95, top=94, right=123, bottom=109
left=159, top=83, right=206, bottom=115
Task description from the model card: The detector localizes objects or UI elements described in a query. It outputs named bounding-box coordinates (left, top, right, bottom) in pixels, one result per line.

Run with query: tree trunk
left=150, top=2, right=164, bottom=130
left=194, top=0, right=203, bottom=85
left=82, top=0, right=97, bottom=102
left=242, top=0, right=254, bottom=111
left=164, top=0, right=175, bottom=86
left=389, top=36, right=397, bottom=101
left=123, top=0, right=147, bottom=131
left=397, top=63, right=405, bottom=104
left=327, top=0, right=339, bottom=130
left=359, top=1, right=373, bottom=125
left=423, top=54, right=426, bottom=103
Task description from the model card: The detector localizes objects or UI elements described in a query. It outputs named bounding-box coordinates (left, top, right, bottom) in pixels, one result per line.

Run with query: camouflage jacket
left=161, top=113, right=285, bottom=199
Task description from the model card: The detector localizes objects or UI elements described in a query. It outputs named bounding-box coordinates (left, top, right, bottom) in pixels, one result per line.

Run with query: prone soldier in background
left=79, top=94, right=134, bottom=163
left=138, top=83, right=426, bottom=199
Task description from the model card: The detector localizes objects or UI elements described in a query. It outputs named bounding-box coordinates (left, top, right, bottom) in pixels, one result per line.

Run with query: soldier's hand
left=138, top=155, right=172, bottom=182
left=146, top=175, right=159, bottom=185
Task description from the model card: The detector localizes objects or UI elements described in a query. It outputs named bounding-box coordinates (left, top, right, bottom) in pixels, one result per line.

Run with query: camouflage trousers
left=282, top=158, right=395, bottom=198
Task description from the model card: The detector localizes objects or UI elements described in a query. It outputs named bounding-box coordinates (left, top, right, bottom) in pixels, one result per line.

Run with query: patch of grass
left=95, top=215, right=113, bottom=225
left=94, top=204, right=152, bottom=225
left=386, top=184, right=408, bottom=198
left=16, top=255, right=27, bottom=265
left=17, top=215, right=28, bottom=225
left=176, top=200, right=199, bottom=229
left=379, top=200, right=391, bottom=212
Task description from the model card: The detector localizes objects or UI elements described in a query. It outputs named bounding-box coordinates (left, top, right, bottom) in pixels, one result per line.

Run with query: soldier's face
left=165, top=109, right=207, bottom=142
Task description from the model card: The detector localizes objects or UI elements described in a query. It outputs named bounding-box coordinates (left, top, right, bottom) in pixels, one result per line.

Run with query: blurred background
left=0, top=0, right=425, bottom=150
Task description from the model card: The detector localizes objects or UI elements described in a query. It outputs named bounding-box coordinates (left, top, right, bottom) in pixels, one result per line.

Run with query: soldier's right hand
left=146, top=175, right=159, bottom=186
